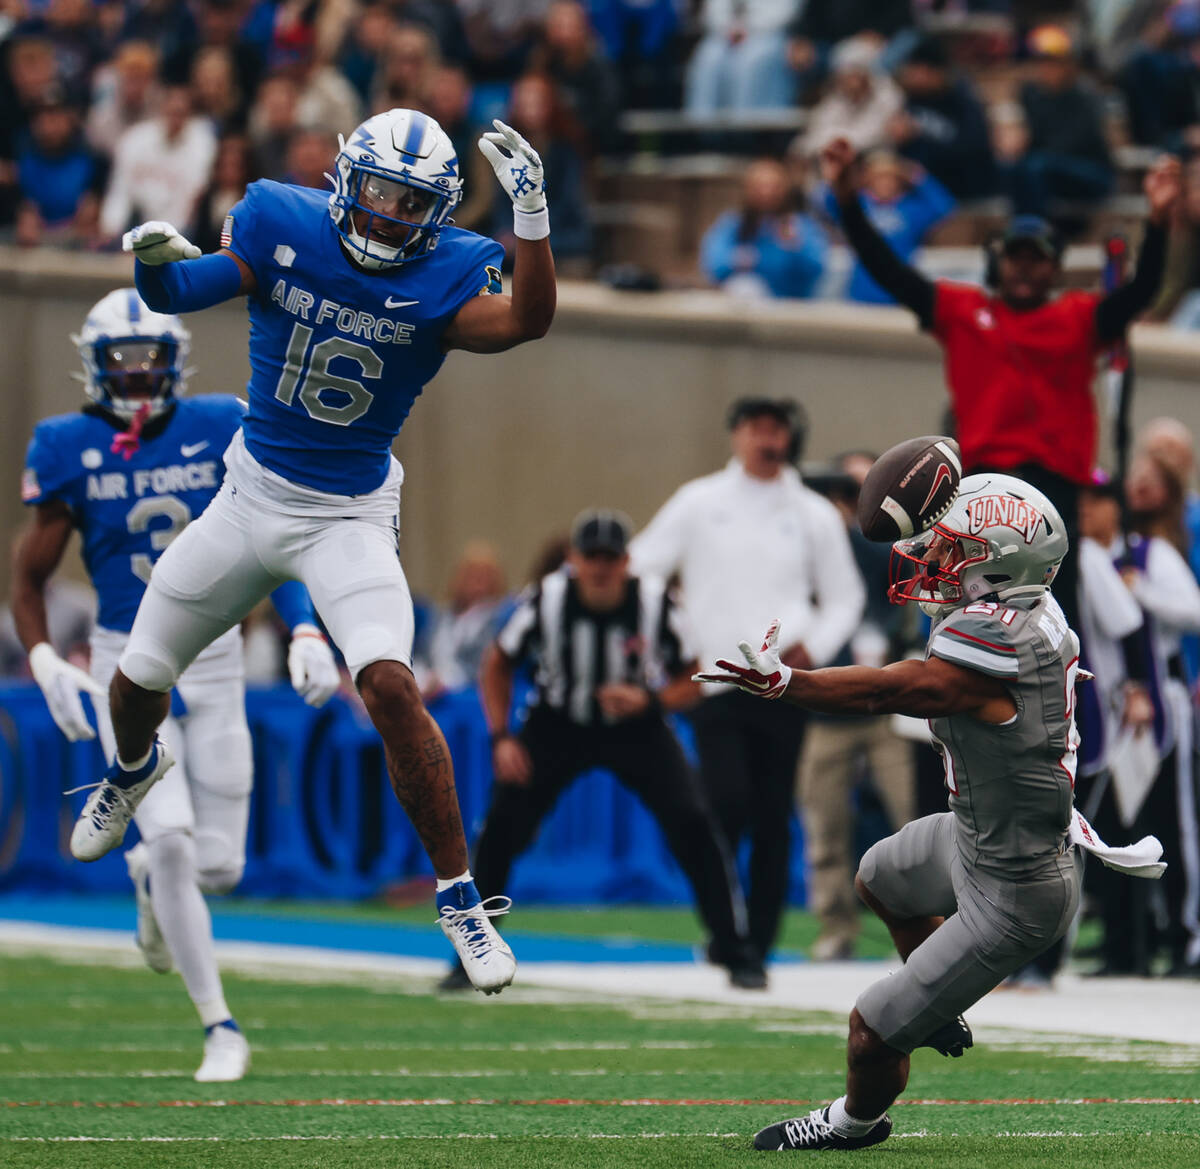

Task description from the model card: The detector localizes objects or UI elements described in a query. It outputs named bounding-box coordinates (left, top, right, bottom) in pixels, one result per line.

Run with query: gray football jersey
left=927, top=594, right=1079, bottom=878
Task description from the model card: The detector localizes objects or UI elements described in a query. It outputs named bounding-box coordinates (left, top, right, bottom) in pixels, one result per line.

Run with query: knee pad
left=194, top=828, right=245, bottom=895
left=119, top=642, right=180, bottom=694
left=147, top=831, right=197, bottom=881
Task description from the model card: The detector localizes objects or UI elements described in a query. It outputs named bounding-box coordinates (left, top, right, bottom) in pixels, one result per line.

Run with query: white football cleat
left=436, top=881, right=516, bottom=995
left=68, top=739, right=174, bottom=862
left=124, top=843, right=172, bottom=974
left=194, top=1025, right=250, bottom=1083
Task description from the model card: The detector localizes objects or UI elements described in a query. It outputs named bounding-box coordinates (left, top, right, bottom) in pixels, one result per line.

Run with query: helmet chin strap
left=345, top=217, right=403, bottom=270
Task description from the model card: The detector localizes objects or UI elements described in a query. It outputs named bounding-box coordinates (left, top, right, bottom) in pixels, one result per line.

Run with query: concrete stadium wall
left=2, top=248, right=1199, bottom=603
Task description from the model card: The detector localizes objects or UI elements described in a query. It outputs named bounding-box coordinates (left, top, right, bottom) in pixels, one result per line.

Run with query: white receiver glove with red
left=287, top=624, right=340, bottom=707
left=694, top=619, right=793, bottom=700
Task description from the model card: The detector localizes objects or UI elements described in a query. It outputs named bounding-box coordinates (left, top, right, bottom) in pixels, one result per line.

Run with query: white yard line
left=2, top=920, right=1198, bottom=1047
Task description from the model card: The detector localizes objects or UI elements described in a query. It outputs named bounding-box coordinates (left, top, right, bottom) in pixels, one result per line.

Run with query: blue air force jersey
left=225, top=181, right=505, bottom=495
left=22, top=396, right=244, bottom=632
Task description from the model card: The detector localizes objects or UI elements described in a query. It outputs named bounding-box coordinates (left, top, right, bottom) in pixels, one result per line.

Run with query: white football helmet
left=889, top=472, right=1068, bottom=616
left=329, top=108, right=462, bottom=270
left=71, top=288, right=191, bottom=421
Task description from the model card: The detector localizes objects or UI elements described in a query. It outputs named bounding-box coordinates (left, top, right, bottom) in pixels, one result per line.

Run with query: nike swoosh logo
left=918, top=463, right=954, bottom=518
left=384, top=296, right=420, bottom=309
left=181, top=441, right=210, bottom=457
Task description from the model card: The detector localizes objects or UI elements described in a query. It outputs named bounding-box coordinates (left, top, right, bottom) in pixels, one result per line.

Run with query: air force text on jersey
left=268, top=278, right=416, bottom=346
left=85, top=459, right=221, bottom=502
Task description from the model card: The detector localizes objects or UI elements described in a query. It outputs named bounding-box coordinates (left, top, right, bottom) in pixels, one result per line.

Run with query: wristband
left=489, top=730, right=514, bottom=745
left=514, top=207, right=550, bottom=241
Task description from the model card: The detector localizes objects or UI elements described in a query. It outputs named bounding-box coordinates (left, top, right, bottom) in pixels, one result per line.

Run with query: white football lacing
left=781, top=1108, right=835, bottom=1149
left=63, top=780, right=139, bottom=831
left=438, top=895, right=512, bottom=961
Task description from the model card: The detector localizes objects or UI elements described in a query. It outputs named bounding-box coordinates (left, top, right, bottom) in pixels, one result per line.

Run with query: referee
left=440, top=509, right=763, bottom=990
left=820, top=135, right=1180, bottom=636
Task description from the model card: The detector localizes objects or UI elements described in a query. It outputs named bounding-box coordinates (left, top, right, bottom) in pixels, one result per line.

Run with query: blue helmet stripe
left=397, top=111, right=429, bottom=162
left=127, top=290, right=141, bottom=324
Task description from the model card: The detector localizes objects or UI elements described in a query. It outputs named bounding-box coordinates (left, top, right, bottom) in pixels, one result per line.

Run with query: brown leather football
left=857, top=436, right=963, bottom=543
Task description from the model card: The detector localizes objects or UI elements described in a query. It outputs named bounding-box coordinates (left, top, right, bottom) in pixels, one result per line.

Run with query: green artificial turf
left=1, top=951, right=1196, bottom=1169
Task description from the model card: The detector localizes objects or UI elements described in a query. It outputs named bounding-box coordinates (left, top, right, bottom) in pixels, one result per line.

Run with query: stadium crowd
left=4, top=0, right=1200, bottom=987
left=9, top=1, right=1200, bottom=313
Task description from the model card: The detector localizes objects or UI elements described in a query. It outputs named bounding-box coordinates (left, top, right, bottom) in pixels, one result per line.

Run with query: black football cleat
left=918, top=1014, right=973, bottom=1058
left=753, top=1105, right=892, bottom=1151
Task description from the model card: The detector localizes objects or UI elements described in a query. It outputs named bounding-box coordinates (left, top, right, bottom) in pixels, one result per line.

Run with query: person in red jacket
left=820, top=136, right=1180, bottom=635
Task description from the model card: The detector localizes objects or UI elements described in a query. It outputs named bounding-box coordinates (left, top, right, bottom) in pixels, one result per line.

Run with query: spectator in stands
left=887, top=33, right=996, bottom=201
left=700, top=158, right=827, bottom=299
left=821, top=151, right=955, bottom=304
left=12, top=85, right=106, bottom=248
left=797, top=451, right=915, bottom=961
left=0, top=36, right=60, bottom=169
left=585, top=0, right=679, bottom=109
left=785, top=0, right=915, bottom=92
left=1152, top=153, right=1200, bottom=328
left=85, top=40, right=162, bottom=158
left=332, top=0, right=397, bottom=105
left=491, top=72, right=592, bottom=269
left=418, top=540, right=513, bottom=701
left=99, top=82, right=217, bottom=242
left=1119, top=0, right=1200, bottom=151
left=190, top=45, right=247, bottom=135
left=531, top=1, right=621, bottom=154
left=820, top=134, right=1178, bottom=642
left=247, top=72, right=301, bottom=181
left=16, top=0, right=102, bottom=101
left=445, top=509, right=763, bottom=991
left=684, top=0, right=799, bottom=115
left=631, top=399, right=866, bottom=972
left=798, top=34, right=903, bottom=159
left=1107, top=449, right=1200, bottom=977
left=458, top=0, right=551, bottom=82
left=1003, top=24, right=1114, bottom=222
left=281, top=127, right=337, bottom=190
left=191, top=132, right=257, bottom=253
left=371, top=21, right=439, bottom=114
left=161, top=0, right=265, bottom=104
left=422, top=64, right=493, bottom=232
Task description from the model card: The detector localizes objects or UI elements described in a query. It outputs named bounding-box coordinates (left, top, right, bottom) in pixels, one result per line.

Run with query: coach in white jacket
left=631, top=398, right=865, bottom=974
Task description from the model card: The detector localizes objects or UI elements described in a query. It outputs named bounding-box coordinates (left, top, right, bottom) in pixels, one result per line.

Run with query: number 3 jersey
left=224, top=180, right=505, bottom=496
left=926, top=594, right=1080, bottom=878
left=22, top=396, right=245, bottom=633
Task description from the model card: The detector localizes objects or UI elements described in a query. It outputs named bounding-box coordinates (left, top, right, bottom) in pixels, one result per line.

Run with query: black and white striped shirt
left=496, top=570, right=691, bottom=727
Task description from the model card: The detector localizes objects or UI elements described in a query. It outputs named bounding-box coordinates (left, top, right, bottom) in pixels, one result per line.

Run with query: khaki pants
left=797, top=717, right=915, bottom=952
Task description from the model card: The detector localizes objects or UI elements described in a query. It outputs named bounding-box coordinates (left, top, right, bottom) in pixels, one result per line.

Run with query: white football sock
left=828, top=1095, right=885, bottom=1136
left=435, top=870, right=472, bottom=892
left=118, top=746, right=153, bottom=772
left=146, top=833, right=229, bottom=1027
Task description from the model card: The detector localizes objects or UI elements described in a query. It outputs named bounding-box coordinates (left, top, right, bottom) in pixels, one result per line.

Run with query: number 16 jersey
left=224, top=180, right=505, bottom=497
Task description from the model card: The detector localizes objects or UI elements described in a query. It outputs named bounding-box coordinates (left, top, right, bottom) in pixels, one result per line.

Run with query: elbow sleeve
left=135, top=253, right=244, bottom=314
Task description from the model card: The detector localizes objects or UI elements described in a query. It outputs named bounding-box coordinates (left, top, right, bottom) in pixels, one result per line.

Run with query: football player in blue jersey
left=68, top=108, right=557, bottom=993
left=12, top=288, right=341, bottom=1082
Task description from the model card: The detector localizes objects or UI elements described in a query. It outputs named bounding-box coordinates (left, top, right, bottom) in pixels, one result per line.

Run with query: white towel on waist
left=1069, top=808, right=1167, bottom=878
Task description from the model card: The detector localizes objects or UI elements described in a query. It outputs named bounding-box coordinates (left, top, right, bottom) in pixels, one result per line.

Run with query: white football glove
left=287, top=625, right=340, bottom=708
left=479, top=119, right=549, bottom=239
left=29, top=642, right=105, bottom=742
left=694, top=619, right=793, bottom=700
left=122, top=220, right=201, bottom=265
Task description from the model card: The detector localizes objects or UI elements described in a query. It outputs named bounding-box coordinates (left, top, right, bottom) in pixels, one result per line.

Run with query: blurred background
left=3, top=0, right=1200, bottom=983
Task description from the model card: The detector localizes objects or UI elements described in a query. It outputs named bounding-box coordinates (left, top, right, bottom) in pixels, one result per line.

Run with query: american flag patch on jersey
left=21, top=468, right=40, bottom=502
left=219, top=213, right=234, bottom=248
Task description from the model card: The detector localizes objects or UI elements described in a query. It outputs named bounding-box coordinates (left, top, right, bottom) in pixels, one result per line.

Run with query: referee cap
left=571, top=509, right=632, bottom=556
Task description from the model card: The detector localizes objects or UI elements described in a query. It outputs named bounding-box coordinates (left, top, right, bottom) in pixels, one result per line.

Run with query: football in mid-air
left=857, top=435, right=962, bottom=542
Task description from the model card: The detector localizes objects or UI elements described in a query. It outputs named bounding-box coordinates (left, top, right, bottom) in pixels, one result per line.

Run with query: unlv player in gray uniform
left=698, top=472, right=1087, bottom=1152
